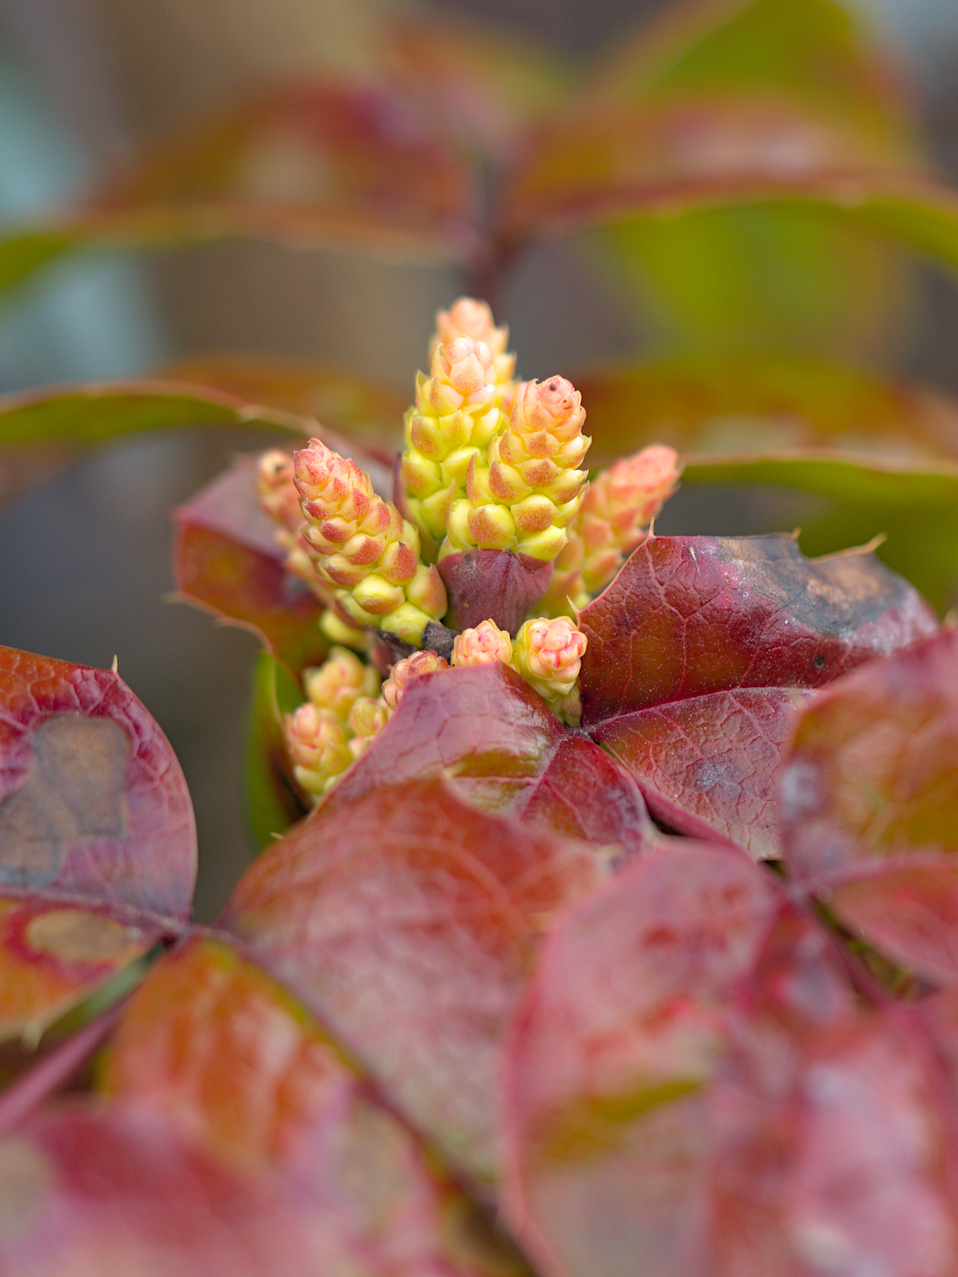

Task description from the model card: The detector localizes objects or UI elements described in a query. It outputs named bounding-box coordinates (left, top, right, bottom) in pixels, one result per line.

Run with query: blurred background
left=0, top=0, right=957, bottom=916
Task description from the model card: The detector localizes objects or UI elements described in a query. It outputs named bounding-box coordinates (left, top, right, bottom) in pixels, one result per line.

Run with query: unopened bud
left=452, top=620, right=513, bottom=668
left=303, top=648, right=379, bottom=720
left=347, top=695, right=389, bottom=752
left=432, top=298, right=515, bottom=385
left=285, top=704, right=354, bottom=799
left=512, top=616, right=588, bottom=711
left=381, top=650, right=448, bottom=711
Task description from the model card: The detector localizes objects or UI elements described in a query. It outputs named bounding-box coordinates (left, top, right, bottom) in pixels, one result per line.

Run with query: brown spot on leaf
left=25, top=909, right=143, bottom=967
left=0, top=716, right=130, bottom=887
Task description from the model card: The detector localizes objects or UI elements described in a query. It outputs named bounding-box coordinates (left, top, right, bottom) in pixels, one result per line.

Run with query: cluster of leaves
left=6, top=0, right=958, bottom=1272
left=2, top=506, right=958, bottom=1273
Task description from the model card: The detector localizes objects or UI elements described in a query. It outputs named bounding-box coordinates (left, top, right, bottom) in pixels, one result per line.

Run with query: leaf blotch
left=0, top=716, right=130, bottom=886
left=25, top=909, right=143, bottom=968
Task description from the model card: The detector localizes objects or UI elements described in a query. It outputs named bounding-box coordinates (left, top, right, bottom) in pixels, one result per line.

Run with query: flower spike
left=543, top=444, right=682, bottom=615
left=294, top=438, right=447, bottom=646
left=443, top=376, right=591, bottom=562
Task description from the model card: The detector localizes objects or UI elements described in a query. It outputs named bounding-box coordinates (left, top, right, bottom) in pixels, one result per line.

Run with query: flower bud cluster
left=443, top=376, right=591, bottom=562
left=256, top=450, right=324, bottom=589
left=401, top=312, right=516, bottom=546
left=448, top=616, right=586, bottom=724
left=284, top=646, right=382, bottom=800
left=294, top=438, right=447, bottom=646
left=542, top=445, right=683, bottom=615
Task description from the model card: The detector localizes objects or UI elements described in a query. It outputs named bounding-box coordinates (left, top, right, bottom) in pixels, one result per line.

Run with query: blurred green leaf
left=245, top=652, right=306, bottom=852
left=500, top=0, right=926, bottom=356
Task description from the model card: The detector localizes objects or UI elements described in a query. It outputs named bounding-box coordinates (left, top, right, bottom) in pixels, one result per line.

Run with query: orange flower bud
left=381, top=650, right=448, bottom=711
left=452, top=620, right=513, bottom=668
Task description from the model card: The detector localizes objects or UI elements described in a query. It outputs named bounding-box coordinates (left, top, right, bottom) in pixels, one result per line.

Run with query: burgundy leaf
left=578, top=534, right=937, bottom=725
left=331, top=663, right=652, bottom=854
left=221, top=778, right=607, bottom=1179
left=103, top=938, right=522, bottom=1277
left=503, top=842, right=855, bottom=1277
left=438, top=550, right=554, bottom=634
left=0, top=647, right=195, bottom=918
left=782, top=627, right=958, bottom=982
left=593, top=688, right=810, bottom=858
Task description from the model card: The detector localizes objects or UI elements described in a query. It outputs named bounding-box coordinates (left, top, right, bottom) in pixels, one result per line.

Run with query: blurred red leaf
left=93, top=81, right=480, bottom=260
left=575, top=355, right=958, bottom=467
left=0, top=646, right=194, bottom=1038
left=502, top=842, right=857, bottom=1277
left=331, top=663, right=652, bottom=855
left=221, top=778, right=607, bottom=1179
left=0, top=1104, right=349, bottom=1276
left=103, top=937, right=523, bottom=1276
left=782, top=627, right=958, bottom=982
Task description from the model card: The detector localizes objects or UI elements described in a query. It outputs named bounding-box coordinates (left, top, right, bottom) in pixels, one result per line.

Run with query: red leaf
left=438, top=550, right=555, bottom=634
left=579, top=534, right=936, bottom=724
left=222, top=778, right=607, bottom=1179
left=0, top=646, right=195, bottom=1039
left=0, top=1104, right=349, bottom=1276
left=331, top=663, right=652, bottom=854
left=173, top=458, right=330, bottom=674
left=502, top=843, right=855, bottom=1277
left=782, top=627, right=958, bottom=982
left=104, top=938, right=519, bottom=1276
left=593, top=688, right=810, bottom=858
left=0, top=647, right=195, bottom=918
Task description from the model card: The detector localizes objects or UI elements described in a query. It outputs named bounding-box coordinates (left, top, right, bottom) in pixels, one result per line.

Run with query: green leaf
left=245, top=652, right=306, bottom=851
left=499, top=0, right=926, bottom=356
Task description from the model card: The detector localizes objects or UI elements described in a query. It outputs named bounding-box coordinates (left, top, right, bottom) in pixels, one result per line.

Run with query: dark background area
left=0, top=0, right=956, bottom=917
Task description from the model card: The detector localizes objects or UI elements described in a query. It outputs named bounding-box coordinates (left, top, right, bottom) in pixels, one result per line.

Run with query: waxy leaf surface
left=593, top=687, right=809, bottom=858
left=104, top=938, right=519, bottom=1277
left=331, top=663, right=651, bottom=855
left=0, top=646, right=195, bottom=1036
left=503, top=842, right=858, bottom=1277
left=782, top=626, right=958, bottom=982
left=579, top=534, right=936, bottom=722
left=222, top=778, right=606, bottom=1179
left=574, top=535, right=933, bottom=853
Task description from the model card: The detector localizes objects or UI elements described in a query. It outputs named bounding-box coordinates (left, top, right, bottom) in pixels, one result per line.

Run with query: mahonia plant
left=0, top=300, right=955, bottom=1277
left=256, top=300, right=681, bottom=802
